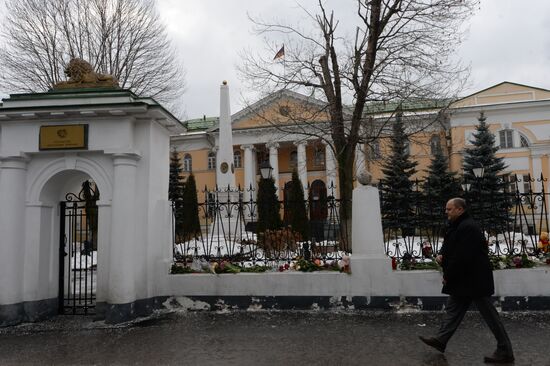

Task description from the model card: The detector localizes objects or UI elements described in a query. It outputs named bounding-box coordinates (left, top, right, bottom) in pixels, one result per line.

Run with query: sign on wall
left=39, top=124, right=88, bottom=150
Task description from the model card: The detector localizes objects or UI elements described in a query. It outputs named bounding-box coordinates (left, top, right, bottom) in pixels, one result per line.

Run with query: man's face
left=445, top=201, right=464, bottom=222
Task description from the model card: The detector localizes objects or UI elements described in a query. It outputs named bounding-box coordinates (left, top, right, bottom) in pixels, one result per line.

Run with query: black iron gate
left=59, top=181, right=99, bottom=315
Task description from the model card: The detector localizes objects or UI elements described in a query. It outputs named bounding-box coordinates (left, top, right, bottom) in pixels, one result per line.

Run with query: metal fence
left=381, top=174, right=549, bottom=260
left=172, top=184, right=350, bottom=268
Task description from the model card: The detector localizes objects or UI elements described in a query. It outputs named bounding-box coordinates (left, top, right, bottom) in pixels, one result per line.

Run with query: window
left=314, top=145, right=325, bottom=167
left=520, top=134, right=529, bottom=148
left=233, top=150, right=242, bottom=168
left=403, top=140, right=410, bottom=155
left=183, top=154, right=192, bottom=172
left=208, top=152, right=216, bottom=170
left=522, top=174, right=532, bottom=193
left=501, top=174, right=517, bottom=194
left=289, top=150, right=298, bottom=167
left=499, top=130, right=513, bottom=148
left=430, top=135, right=441, bottom=155
left=369, top=141, right=381, bottom=160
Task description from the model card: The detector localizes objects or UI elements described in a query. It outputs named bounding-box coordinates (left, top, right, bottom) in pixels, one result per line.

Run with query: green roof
left=184, top=116, right=219, bottom=131
left=362, top=98, right=452, bottom=114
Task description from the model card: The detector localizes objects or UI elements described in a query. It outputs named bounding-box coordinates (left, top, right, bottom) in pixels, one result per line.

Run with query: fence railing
left=381, top=174, right=549, bottom=260
left=172, top=185, right=350, bottom=268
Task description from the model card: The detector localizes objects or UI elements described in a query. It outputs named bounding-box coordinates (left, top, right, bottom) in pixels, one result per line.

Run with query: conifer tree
left=257, top=177, right=282, bottom=232
left=181, top=174, right=201, bottom=240
left=169, top=149, right=185, bottom=241
left=286, top=170, right=309, bottom=240
left=462, top=112, right=509, bottom=231
left=422, top=144, right=461, bottom=234
left=379, top=110, right=418, bottom=236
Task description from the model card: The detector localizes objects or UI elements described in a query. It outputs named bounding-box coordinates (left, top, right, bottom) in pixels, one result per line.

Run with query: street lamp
left=259, top=160, right=273, bottom=180
left=472, top=166, right=485, bottom=179
left=472, top=165, right=486, bottom=242
left=461, top=182, right=471, bottom=193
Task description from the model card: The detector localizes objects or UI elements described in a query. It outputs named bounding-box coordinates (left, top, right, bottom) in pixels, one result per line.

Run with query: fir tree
left=286, top=170, right=309, bottom=240
left=181, top=174, right=201, bottom=240
left=462, top=112, right=509, bottom=231
left=169, top=149, right=185, bottom=241
left=379, top=110, right=418, bottom=236
left=422, top=144, right=461, bottom=235
left=257, top=176, right=282, bottom=232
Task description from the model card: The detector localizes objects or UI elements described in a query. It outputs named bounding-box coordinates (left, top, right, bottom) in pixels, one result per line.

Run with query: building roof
left=184, top=116, right=219, bottom=131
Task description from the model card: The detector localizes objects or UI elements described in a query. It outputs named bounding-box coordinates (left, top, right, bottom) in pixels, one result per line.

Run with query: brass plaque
left=39, top=124, right=88, bottom=150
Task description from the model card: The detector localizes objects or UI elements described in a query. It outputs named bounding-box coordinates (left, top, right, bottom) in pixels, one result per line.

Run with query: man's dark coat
left=440, top=211, right=494, bottom=297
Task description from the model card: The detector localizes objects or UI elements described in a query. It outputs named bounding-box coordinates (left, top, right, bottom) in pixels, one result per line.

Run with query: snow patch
left=162, top=296, right=211, bottom=312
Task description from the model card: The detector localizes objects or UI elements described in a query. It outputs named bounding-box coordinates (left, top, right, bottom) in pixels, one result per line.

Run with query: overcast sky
left=1, top=0, right=550, bottom=120
left=155, top=0, right=550, bottom=120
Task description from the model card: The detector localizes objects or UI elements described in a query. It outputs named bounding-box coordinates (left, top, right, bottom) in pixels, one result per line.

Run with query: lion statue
left=53, top=58, right=119, bottom=89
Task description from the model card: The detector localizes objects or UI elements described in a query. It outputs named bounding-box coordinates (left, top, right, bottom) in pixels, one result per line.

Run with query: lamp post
left=259, top=160, right=273, bottom=180
left=257, top=161, right=280, bottom=235
left=472, top=165, right=486, bottom=242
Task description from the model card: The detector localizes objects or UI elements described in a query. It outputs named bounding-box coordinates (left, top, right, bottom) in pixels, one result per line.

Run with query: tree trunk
left=337, top=146, right=355, bottom=252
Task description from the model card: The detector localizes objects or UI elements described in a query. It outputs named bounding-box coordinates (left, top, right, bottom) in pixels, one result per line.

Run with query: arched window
left=520, top=134, right=530, bottom=148
left=403, top=140, right=410, bottom=155
left=499, top=129, right=513, bottom=148
left=314, top=145, right=325, bottom=167
left=430, top=135, right=441, bottom=155
left=369, top=141, right=381, bottom=160
left=183, top=154, right=192, bottom=172
left=289, top=150, right=298, bottom=168
left=233, top=150, right=242, bottom=168
left=208, top=152, right=216, bottom=170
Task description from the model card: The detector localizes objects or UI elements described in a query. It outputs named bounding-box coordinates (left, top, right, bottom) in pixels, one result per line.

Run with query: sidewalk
left=1, top=310, right=549, bottom=365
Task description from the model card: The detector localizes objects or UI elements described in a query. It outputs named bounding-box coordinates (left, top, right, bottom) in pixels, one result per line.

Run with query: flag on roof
left=273, top=45, right=285, bottom=60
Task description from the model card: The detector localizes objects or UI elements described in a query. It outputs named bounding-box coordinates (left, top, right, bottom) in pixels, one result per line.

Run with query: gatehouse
left=0, top=87, right=182, bottom=326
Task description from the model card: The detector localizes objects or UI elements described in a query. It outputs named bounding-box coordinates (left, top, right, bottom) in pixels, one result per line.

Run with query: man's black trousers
left=436, top=295, right=513, bottom=355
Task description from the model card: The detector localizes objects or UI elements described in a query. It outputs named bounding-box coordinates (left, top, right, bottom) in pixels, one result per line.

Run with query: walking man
left=419, top=198, right=514, bottom=363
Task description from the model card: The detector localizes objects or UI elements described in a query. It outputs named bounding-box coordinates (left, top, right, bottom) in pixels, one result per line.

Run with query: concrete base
left=0, top=298, right=57, bottom=327
left=96, top=297, right=168, bottom=324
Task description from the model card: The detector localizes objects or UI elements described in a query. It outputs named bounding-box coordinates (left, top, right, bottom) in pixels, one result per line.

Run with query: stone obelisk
left=210, top=81, right=245, bottom=240
left=216, top=80, right=236, bottom=189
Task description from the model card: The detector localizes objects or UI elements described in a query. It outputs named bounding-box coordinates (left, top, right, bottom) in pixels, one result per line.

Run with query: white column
left=267, top=142, right=280, bottom=198
left=324, top=143, right=338, bottom=199
left=241, top=144, right=256, bottom=200
left=355, top=143, right=366, bottom=177
left=532, top=155, right=543, bottom=192
left=295, top=141, right=308, bottom=190
left=108, top=153, right=140, bottom=304
left=0, top=157, right=27, bottom=306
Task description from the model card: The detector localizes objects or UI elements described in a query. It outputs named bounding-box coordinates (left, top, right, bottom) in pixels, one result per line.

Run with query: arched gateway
left=0, top=86, right=182, bottom=326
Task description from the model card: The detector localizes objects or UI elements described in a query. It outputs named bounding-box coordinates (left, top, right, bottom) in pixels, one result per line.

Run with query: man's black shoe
left=418, top=336, right=445, bottom=353
left=483, top=352, right=515, bottom=364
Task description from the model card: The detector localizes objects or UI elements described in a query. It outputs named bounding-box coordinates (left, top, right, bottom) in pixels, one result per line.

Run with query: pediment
left=231, top=89, right=331, bottom=130
left=451, top=82, right=550, bottom=108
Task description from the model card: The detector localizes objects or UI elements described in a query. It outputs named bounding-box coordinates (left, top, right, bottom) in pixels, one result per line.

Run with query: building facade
left=171, top=82, right=550, bottom=200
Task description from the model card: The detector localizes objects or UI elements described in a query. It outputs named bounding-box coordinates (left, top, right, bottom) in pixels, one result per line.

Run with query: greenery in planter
left=490, top=254, right=537, bottom=270
left=399, top=253, right=440, bottom=270
left=171, top=263, right=199, bottom=274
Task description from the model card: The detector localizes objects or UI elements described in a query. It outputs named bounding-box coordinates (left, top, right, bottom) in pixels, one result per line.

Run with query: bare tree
left=0, top=0, right=185, bottom=113
left=238, top=0, right=478, bottom=251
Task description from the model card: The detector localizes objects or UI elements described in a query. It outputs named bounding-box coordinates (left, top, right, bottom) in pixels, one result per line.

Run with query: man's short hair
left=449, top=197, right=467, bottom=210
